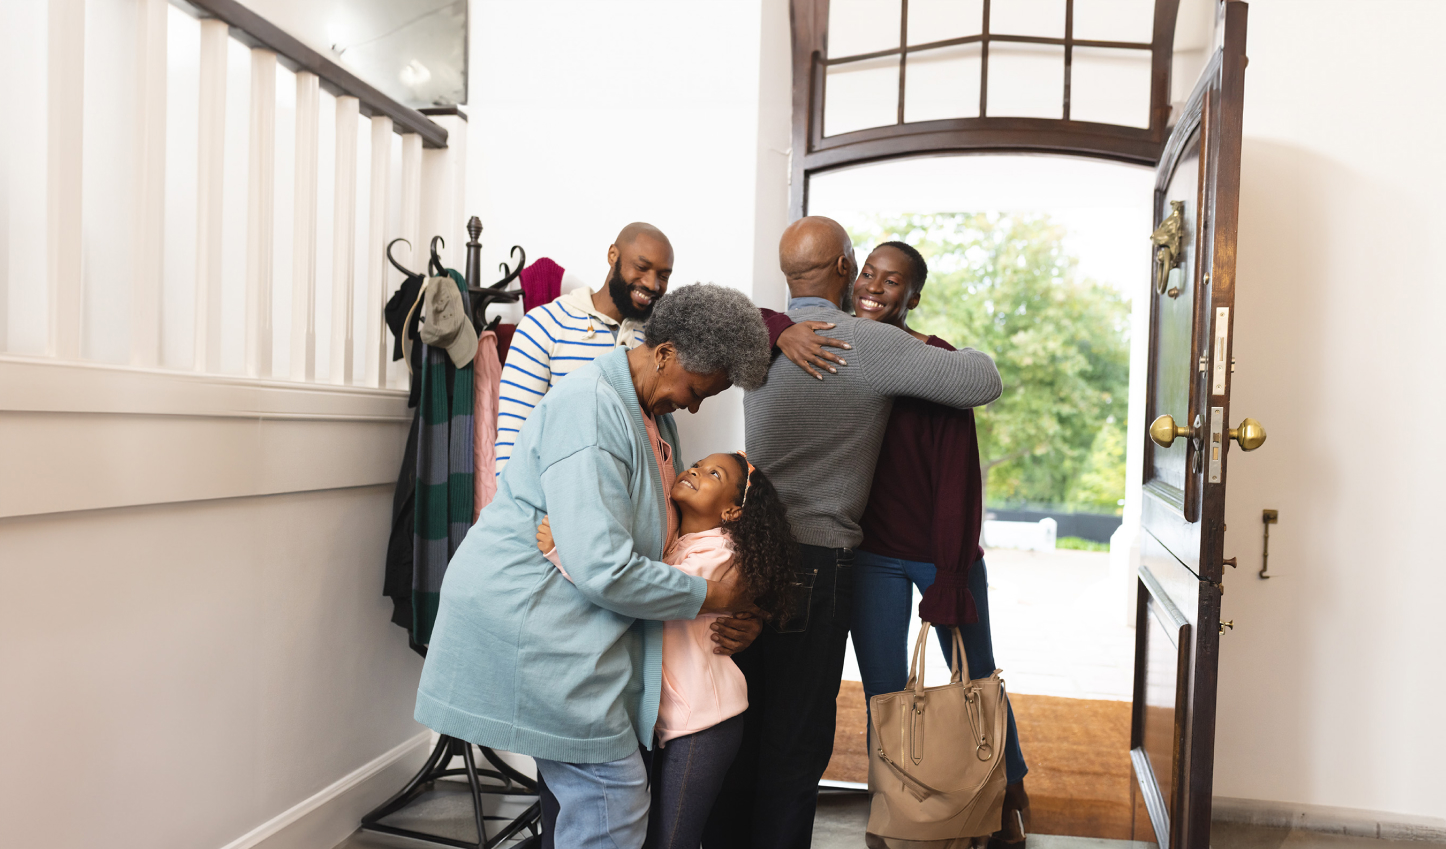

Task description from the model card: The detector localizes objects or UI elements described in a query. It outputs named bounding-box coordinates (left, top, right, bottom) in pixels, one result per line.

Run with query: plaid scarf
left=411, top=273, right=475, bottom=647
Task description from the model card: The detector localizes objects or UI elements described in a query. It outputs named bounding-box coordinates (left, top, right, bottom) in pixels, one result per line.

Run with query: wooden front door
left=1131, top=3, right=1260, bottom=849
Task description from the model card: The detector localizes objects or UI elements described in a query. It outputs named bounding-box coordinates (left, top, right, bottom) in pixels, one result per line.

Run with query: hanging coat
left=411, top=272, right=477, bottom=648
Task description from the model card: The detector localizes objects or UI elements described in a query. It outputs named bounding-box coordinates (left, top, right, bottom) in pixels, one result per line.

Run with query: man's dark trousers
left=702, top=542, right=854, bottom=849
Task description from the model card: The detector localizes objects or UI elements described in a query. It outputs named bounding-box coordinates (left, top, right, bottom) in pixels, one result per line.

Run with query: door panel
left=1130, top=3, right=1252, bottom=849
left=1142, top=489, right=1201, bottom=577
left=1148, top=142, right=1202, bottom=503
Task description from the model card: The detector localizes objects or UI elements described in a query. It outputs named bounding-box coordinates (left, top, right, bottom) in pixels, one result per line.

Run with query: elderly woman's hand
left=710, top=610, right=764, bottom=655
left=536, top=516, right=554, bottom=554
left=778, top=321, right=850, bottom=380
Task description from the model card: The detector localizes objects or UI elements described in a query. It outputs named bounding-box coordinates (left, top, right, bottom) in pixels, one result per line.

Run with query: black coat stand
left=363, top=218, right=534, bottom=847
left=359, top=735, right=541, bottom=848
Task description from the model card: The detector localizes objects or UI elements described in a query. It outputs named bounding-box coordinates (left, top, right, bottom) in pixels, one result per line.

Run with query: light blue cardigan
left=414, top=348, right=708, bottom=764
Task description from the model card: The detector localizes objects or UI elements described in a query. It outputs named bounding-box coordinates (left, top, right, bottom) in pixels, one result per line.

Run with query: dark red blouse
left=764, top=311, right=982, bottom=625
left=858, top=335, right=983, bottom=625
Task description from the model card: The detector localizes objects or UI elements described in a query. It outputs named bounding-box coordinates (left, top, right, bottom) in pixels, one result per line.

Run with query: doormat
left=824, top=681, right=1133, bottom=839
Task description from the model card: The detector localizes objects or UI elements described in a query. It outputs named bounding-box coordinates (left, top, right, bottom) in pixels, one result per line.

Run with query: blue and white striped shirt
left=495, top=286, right=646, bottom=475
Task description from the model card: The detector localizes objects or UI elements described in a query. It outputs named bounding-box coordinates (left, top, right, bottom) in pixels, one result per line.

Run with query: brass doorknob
left=1230, top=417, right=1267, bottom=451
left=1149, top=414, right=1190, bottom=448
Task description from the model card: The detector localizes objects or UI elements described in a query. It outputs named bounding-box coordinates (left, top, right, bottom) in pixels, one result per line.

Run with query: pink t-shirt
left=654, top=528, right=749, bottom=744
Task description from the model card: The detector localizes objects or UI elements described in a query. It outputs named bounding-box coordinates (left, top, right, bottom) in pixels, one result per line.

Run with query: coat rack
left=465, top=216, right=524, bottom=331
left=363, top=218, right=540, bottom=849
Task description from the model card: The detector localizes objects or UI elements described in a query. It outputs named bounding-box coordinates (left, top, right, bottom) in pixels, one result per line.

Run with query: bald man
left=705, top=216, right=1003, bottom=849
left=495, top=222, right=674, bottom=476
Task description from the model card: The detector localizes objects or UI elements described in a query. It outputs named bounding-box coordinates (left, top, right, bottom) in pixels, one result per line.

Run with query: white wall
left=1214, top=0, right=1446, bottom=822
left=464, top=0, right=793, bottom=464
left=0, top=364, right=427, bottom=849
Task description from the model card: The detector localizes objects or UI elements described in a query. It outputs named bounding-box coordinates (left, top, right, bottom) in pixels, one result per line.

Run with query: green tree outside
left=845, top=212, right=1130, bottom=514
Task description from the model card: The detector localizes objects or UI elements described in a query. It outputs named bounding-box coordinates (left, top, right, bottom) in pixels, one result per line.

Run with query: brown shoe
left=988, top=781, right=1030, bottom=849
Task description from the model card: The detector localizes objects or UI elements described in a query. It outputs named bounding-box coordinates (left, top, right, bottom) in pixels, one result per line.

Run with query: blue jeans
left=851, top=551, right=1028, bottom=784
left=645, top=714, right=745, bottom=849
left=534, top=750, right=650, bottom=849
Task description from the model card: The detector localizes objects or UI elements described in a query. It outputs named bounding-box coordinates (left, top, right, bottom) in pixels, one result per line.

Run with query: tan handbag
left=866, top=623, right=1008, bottom=848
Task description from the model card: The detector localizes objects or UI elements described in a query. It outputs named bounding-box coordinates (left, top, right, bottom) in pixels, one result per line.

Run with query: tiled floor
left=841, top=546, right=1135, bottom=701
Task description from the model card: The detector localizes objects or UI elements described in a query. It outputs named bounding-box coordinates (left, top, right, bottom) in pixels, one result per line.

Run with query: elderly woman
left=415, top=283, right=772, bottom=849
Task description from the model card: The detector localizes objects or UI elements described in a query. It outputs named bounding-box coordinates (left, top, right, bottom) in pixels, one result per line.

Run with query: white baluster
left=289, top=71, right=319, bottom=382
left=364, top=115, right=393, bottom=388
left=329, top=96, right=359, bottom=385
left=396, top=132, right=423, bottom=389
left=245, top=49, right=276, bottom=378
left=130, top=0, right=167, bottom=368
left=47, top=0, right=85, bottom=360
left=193, top=19, right=227, bottom=373
left=421, top=114, right=468, bottom=273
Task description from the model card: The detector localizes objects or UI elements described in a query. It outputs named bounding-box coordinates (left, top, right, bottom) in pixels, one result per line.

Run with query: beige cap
left=419, top=275, right=478, bottom=369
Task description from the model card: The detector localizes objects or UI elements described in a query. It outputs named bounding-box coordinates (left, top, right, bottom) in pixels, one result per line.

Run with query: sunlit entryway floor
left=840, top=546, right=1134, bottom=699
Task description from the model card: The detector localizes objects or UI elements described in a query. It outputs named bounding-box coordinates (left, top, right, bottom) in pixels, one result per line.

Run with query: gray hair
left=643, top=283, right=771, bottom=391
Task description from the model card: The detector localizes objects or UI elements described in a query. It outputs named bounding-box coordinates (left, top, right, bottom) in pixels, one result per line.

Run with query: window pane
left=828, top=0, right=902, bottom=59
left=1072, top=0, right=1155, bottom=44
left=1071, top=46, right=1152, bottom=128
left=988, top=0, right=1065, bottom=39
left=986, top=43, right=1064, bottom=119
left=904, top=44, right=982, bottom=122
left=907, top=0, right=983, bottom=46
left=825, top=56, right=901, bottom=136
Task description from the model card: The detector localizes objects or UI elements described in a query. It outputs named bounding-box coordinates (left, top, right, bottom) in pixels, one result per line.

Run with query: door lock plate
left=1208, top=406, right=1225, bottom=483
left=1212, top=307, right=1230, bottom=395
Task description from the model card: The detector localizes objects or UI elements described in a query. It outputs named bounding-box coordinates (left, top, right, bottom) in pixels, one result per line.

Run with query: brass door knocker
left=1151, top=200, right=1185, bottom=297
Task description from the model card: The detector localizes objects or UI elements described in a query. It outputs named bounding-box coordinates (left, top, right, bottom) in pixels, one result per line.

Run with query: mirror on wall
left=331, top=0, right=467, bottom=108
left=239, top=0, right=468, bottom=109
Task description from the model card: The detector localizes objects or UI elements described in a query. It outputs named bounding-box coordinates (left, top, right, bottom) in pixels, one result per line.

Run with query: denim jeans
left=534, top=750, right=650, bottom=849
left=702, top=543, right=854, bottom=849
left=644, top=714, right=745, bottom=849
left=850, top=551, right=1028, bottom=784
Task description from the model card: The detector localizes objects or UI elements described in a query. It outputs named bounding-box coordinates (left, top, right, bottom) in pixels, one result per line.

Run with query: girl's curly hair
left=719, top=453, right=800, bottom=623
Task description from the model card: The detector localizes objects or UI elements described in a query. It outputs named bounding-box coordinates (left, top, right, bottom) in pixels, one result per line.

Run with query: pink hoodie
left=545, top=527, right=748, bottom=745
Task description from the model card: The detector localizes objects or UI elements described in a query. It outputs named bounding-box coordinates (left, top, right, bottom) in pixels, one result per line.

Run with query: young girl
left=537, top=451, right=797, bottom=849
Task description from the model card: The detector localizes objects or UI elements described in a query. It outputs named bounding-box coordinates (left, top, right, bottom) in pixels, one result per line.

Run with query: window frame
left=790, top=0, right=1183, bottom=217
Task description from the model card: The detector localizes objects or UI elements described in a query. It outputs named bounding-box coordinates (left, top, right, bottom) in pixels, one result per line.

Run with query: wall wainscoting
left=1214, top=797, right=1446, bottom=843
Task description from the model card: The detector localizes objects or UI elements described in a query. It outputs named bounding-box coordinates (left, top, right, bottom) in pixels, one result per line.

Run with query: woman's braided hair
left=719, top=453, right=800, bottom=623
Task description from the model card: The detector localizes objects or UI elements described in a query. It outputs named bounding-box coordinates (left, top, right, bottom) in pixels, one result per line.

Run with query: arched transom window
left=791, top=0, right=1215, bottom=216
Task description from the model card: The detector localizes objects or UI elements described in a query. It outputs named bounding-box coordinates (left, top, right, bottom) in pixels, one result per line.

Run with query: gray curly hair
left=643, top=283, right=771, bottom=391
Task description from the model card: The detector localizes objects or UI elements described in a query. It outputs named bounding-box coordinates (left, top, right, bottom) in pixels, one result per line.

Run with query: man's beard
left=607, top=259, right=656, bottom=321
left=840, top=282, right=854, bottom=315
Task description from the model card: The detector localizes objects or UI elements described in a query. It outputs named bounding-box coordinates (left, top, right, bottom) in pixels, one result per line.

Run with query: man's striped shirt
left=495, top=286, right=646, bottom=476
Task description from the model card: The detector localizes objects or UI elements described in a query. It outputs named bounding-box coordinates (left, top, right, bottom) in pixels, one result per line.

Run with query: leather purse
left=866, top=623, right=1009, bottom=848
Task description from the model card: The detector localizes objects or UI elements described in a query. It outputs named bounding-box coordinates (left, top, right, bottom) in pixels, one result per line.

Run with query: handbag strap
left=910, top=621, right=976, bottom=693
left=906, top=622, right=928, bottom=698
left=949, top=626, right=969, bottom=683
left=868, top=701, right=942, bottom=803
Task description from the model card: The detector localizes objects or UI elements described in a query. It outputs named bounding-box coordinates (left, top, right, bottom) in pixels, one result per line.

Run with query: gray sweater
left=743, top=304, right=1002, bottom=549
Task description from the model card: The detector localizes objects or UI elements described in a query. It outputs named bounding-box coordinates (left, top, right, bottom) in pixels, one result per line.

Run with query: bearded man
left=495, top=222, right=674, bottom=475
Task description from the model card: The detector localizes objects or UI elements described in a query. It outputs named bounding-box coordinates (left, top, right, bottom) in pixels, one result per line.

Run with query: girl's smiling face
left=852, top=244, right=921, bottom=325
left=672, top=453, right=744, bottom=525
